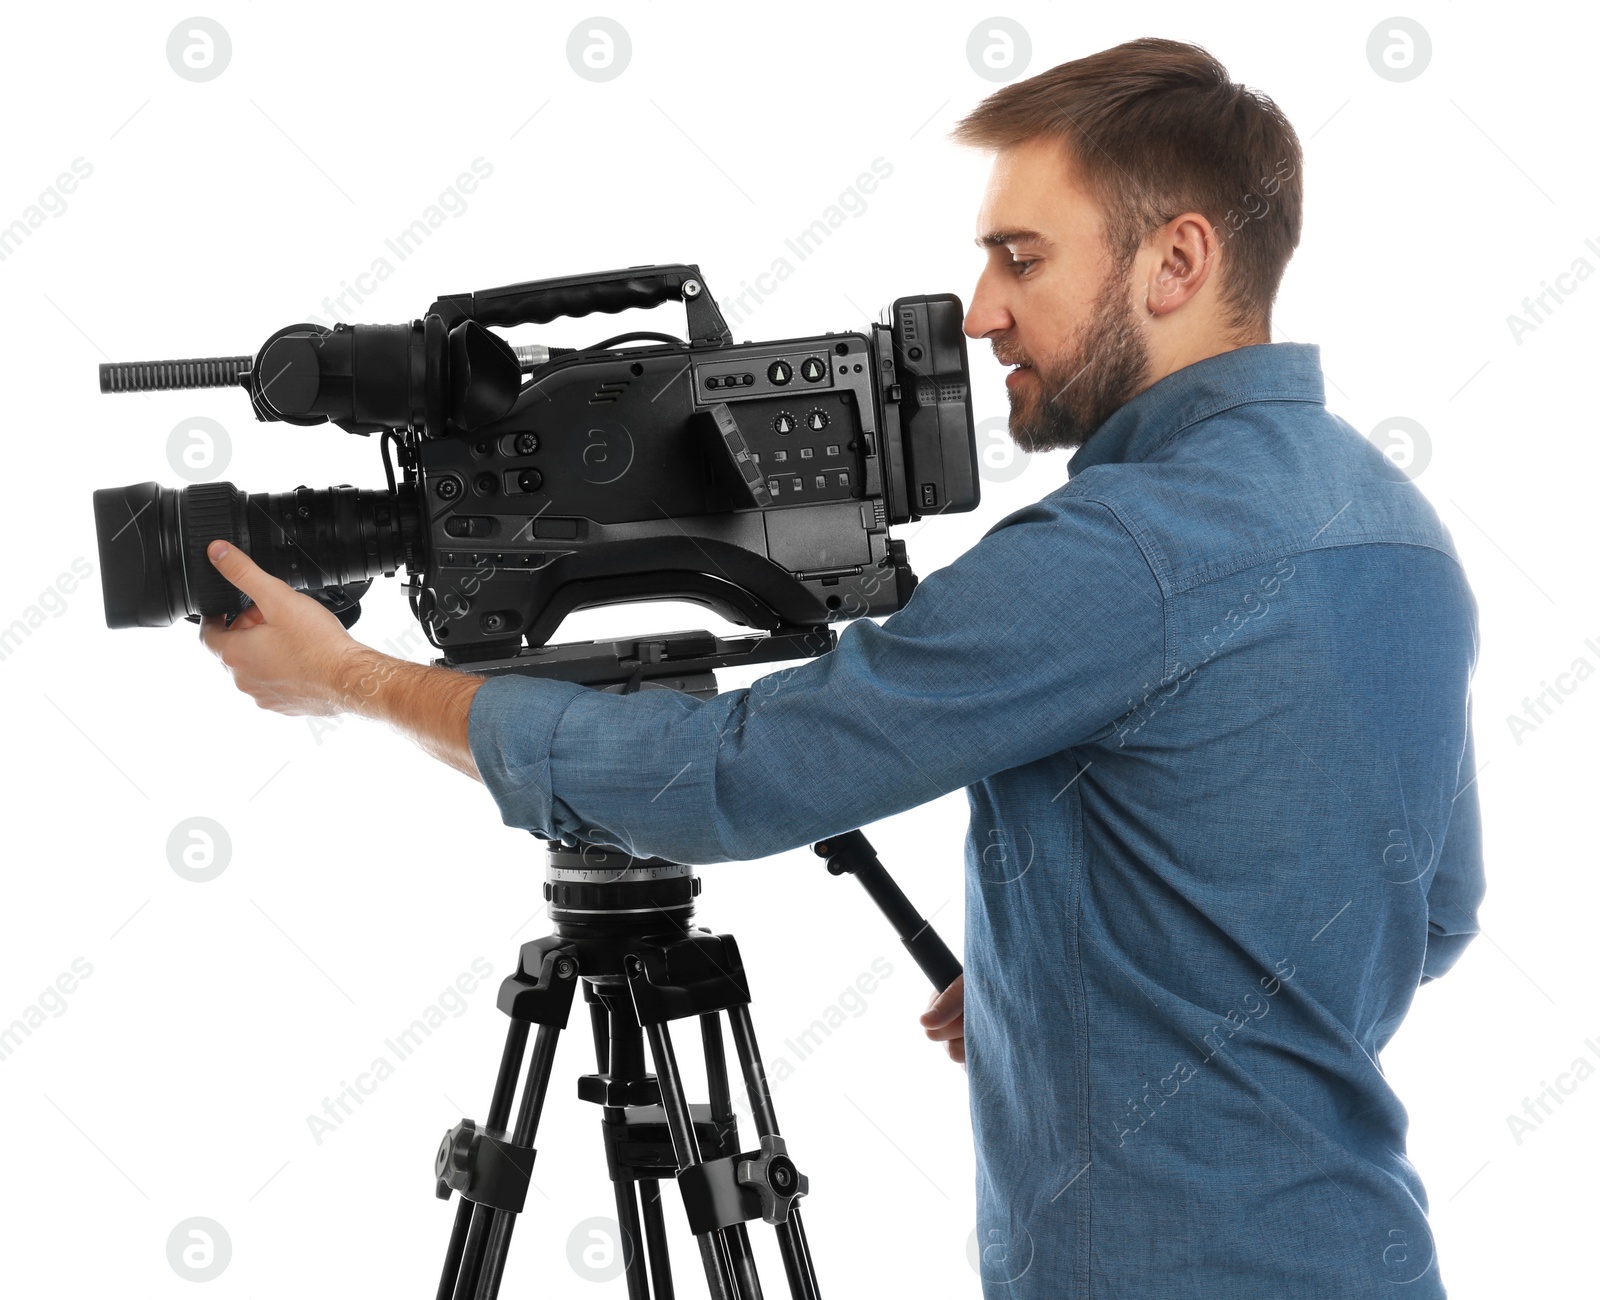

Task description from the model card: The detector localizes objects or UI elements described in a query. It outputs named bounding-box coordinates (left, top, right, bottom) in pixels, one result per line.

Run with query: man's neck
left=1143, top=325, right=1270, bottom=391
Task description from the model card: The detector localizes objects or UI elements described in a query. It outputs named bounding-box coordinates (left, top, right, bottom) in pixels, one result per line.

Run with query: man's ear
left=1145, top=213, right=1219, bottom=318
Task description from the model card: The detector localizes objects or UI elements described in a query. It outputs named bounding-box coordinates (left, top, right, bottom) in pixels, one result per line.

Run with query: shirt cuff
left=467, top=674, right=591, bottom=838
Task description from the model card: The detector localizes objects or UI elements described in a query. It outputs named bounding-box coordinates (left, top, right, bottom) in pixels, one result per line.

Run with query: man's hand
left=197, top=539, right=485, bottom=779
left=920, top=973, right=966, bottom=1066
left=198, top=540, right=364, bottom=716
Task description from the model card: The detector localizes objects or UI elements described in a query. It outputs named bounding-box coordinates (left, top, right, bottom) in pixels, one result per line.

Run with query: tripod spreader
left=812, top=830, right=963, bottom=993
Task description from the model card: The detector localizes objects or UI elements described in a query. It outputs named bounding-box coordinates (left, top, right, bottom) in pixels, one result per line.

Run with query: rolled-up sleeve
left=466, top=493, right=1166, bottom=863
left=1420, top=707, right=1486, bottom=983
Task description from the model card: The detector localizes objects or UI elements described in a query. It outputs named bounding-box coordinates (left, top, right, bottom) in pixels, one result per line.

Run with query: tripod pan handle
left=813, top=830, right=963, bottom=991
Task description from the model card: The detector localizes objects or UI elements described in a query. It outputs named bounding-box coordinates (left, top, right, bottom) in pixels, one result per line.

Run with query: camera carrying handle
left=427, top=262, right=733, bottom=347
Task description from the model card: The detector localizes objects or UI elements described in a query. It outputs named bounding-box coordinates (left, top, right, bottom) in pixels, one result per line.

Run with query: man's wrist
left=330, top=644, right=486, bottom=781
left=336, top=644, right=406, bottom=719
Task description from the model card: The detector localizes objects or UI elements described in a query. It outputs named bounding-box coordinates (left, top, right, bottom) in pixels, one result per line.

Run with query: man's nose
left=963, top=270, right=1011, bottom=340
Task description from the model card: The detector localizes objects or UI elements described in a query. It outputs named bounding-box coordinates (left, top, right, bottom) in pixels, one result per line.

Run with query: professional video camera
left=91, top=263, right=979, bottom=674
left=88, top=264, right=980, bottom=1299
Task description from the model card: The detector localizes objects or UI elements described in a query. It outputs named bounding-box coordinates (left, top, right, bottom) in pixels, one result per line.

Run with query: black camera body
left=92, top=264, right=979, bottom=671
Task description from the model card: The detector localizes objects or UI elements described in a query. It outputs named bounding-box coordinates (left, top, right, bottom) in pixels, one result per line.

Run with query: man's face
left=964, top=137, right=1152, bottom=453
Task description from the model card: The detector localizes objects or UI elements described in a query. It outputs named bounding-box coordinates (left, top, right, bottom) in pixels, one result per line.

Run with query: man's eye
left=1009, top=258, right=1038, bottom=276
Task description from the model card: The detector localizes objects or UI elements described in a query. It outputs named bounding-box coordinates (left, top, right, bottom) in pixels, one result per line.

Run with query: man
left=199, top=38, right=1484, bottom=1299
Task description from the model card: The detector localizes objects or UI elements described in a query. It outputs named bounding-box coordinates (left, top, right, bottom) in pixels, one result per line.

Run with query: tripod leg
left=438, top=1019, right=529, bottom=1300
left=438, top=1016, right=564, bottom=1300
left=587, top=997, right=653, bottom=1300
left=643, top=1017, right=744, bottom=1300
left=725, top=1224, right=766, bottom=1299
left=600, top=993, right=672, bottom=1298
left=472, top=1021, right=561, bottom=1300
left=702, top=1013, right=765, bottom=1300
left=436, top=1200, right=474, bottom=1300
left=775, top=1213, right=819, bottom=1300
left=639, top=1180, right=676, bottom=1300
left=611, top=1173, right=652, bottom=1299
left=450, top=1206, right=493, bottom=1300
left=727, top=1004, right=821, bottom=1300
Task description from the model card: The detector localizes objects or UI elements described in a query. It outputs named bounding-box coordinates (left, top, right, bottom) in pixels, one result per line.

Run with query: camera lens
left=91, top=480, right=418, bottom=628
left=92, top=482, right=245, bottom=627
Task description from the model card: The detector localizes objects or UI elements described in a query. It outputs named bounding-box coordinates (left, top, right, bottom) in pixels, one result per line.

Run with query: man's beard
left=1001, top=263, right=1152, bottom=454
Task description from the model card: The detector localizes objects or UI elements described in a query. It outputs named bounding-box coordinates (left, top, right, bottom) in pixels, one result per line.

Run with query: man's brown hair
left=951, top=37, right=1303, bottom=339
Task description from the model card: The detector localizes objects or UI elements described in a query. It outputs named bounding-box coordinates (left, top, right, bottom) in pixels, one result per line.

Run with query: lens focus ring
left=182, top=483, right=251, bottom=617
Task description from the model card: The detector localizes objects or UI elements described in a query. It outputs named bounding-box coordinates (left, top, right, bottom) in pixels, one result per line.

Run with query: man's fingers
left=198, top=605, right=263, bottom=656
left=199, top=613, right=228, bottom=654
left=919, top=973, right=964, bottom=1027
left=207, top=540, right=286, bottom=611
left=918, top=976, right=965, bottom=1060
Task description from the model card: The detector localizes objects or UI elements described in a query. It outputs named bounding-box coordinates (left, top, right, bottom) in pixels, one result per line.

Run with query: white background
left=1, top=2, right=1595, bottom=1296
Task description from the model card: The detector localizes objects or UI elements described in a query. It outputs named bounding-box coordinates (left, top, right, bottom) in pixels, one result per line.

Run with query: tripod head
left=491, top=625, right=834, bottom=948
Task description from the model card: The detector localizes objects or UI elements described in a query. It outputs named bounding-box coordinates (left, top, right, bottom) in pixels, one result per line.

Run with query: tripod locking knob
left=434, top=1117, right=537, bottom=1213
left=736, top=1134, right=809, bottom=1225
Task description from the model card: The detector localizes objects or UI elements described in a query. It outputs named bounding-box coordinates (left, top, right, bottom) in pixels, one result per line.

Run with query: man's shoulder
left=1052, top=400, right=1463, bottom=598
left=976, top=485, right=1164, bottom=584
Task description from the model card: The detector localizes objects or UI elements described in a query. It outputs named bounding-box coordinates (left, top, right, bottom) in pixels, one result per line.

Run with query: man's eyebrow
left=974, top=229, right=1054, bottom=249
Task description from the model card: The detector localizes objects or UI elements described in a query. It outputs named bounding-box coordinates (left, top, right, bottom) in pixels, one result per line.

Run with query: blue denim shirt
left=468, top=342, right=1484, bottom=1298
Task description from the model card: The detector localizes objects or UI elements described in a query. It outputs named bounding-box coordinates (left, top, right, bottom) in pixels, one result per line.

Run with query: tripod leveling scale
left=433, top=630, right=963, bottom=1300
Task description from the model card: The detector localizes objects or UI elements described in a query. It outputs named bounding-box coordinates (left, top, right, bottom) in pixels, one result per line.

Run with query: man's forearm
left=343, top=647, right=485, bottom=781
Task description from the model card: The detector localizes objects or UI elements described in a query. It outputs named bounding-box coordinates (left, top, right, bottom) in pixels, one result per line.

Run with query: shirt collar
left=1066, top=342, right=1326, bottom=476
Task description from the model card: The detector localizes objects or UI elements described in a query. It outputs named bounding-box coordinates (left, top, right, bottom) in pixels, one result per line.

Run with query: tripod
left=434, top=841, right=817, bottom=1300
left=431, top=832, right=960, bottom=1300
left=433, top=631, right=963, bottom=1299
